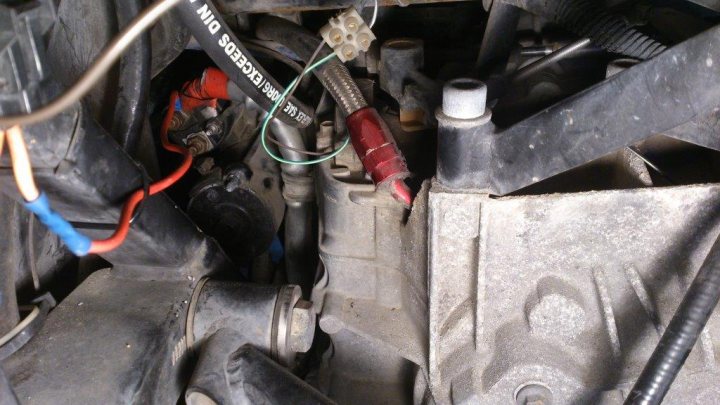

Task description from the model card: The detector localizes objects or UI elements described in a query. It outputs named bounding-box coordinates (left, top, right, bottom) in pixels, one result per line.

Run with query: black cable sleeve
left=112, top=0, right=151, bottom=156
left=176, top=0, right=314, bottom=128
left=625, top=234, right=720, bottom=404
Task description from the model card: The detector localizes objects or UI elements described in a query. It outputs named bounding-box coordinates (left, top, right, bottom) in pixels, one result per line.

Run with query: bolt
left=187, top=136, right=211, bottom=156
left=288, top=300, right=315, bottom=353
left=442, top=78, right=487, bottom=120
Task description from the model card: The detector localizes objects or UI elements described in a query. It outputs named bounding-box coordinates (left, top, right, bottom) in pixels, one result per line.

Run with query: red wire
left=89, top=91, right=192, bottom=254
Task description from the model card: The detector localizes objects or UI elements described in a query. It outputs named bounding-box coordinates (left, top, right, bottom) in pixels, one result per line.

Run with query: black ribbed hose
left=551, top=0, right=666, bottom=60
left=625, top=234, right=720, bottom=404
left=176, top=0, right=314, bottom=128
left=112, top=0, right=150, bottom=156
left=256, top=16, right=368, bottom=117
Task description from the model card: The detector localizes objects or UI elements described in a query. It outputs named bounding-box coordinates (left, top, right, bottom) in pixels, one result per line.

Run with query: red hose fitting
left=345, top=107, right=412, bottom=206
left=179, top=67, right=230, bottom=112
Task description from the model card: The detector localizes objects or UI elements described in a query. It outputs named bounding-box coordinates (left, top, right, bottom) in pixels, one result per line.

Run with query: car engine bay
left=1, top=0, right=720, bottom=403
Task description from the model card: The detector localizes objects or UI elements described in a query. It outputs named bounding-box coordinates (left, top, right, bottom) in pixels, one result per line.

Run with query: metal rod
left=512, top=38, right=592, bottom=82
left=626, top=146, right=675, bottom=185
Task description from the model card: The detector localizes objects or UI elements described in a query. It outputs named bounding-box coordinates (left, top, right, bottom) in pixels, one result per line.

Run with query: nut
left=205, top=119, right=223, bottom=136
left=169, top=111, right=188, bottom=131
left=289, top=300, right=315, bottom=353
left=187, top=135, right=212, bottom=156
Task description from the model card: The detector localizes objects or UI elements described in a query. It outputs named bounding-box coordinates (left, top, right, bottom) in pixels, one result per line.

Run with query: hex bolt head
left=442, top=78, right=487, bottom=120
left=289, top=300, right=315, bottom=353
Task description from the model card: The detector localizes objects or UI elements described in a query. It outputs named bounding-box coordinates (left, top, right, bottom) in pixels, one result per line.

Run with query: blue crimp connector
left=23, top=193, right=91, bottom=256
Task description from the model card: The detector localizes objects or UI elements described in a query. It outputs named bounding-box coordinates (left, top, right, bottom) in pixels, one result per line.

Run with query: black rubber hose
left=176, top=0, right=314, bottom=128
left=256, top=16, right=368, bottom=117
left=551, top=0, right=666, bottom=60
left=112, top=0, right=151, bottom=156
left=625, top=234, right=720, bottom=404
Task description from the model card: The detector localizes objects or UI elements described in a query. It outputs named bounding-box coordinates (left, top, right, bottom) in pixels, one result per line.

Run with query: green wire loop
left=261, top=53, right=348, bottom=166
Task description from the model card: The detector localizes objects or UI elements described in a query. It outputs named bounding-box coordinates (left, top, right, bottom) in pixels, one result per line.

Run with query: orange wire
left=89, top=91, right=191, bottom=253
left=6, top=126, right=40, bottom=202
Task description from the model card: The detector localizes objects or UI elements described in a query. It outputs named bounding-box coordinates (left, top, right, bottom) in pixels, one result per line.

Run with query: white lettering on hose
left=196, top=4, right=212, bottom=22
left=208, top=21, right=220, bottom=35
left=188, top=0, right=310, bottom=125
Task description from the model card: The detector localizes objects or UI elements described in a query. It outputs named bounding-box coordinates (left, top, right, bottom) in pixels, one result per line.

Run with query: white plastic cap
left=442, top=78, right=487, bottom=119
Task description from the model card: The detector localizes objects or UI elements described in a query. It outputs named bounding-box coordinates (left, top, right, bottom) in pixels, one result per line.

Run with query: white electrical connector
left=319, top=7, right=376, bottom=62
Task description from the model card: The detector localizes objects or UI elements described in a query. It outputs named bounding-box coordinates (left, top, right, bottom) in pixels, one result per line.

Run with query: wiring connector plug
left=24, top=193, right=91, bottom=256
left=319, top=7, right=376, bottom=62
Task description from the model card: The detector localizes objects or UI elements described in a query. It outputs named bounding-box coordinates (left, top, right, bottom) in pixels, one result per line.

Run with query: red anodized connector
left=345, top=107, right=413, bottom=206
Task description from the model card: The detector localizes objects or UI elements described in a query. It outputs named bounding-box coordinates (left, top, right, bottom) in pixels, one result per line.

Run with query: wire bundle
left=89, top=91, right=191, bottom=253
left=260, top=53, right=351, bottom=165
left=0, top=0, right=381, bottom=255
left=259, top=0, right=380, bottom=166
left=0, top=91, right=191, bottom=255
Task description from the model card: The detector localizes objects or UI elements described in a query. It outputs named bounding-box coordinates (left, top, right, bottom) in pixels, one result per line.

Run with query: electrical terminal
left=320, top=7, right=376, bottom=62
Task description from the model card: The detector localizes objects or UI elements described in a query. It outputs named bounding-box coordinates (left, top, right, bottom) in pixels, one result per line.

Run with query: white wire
left=369, top=0, right=379, bottom=28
